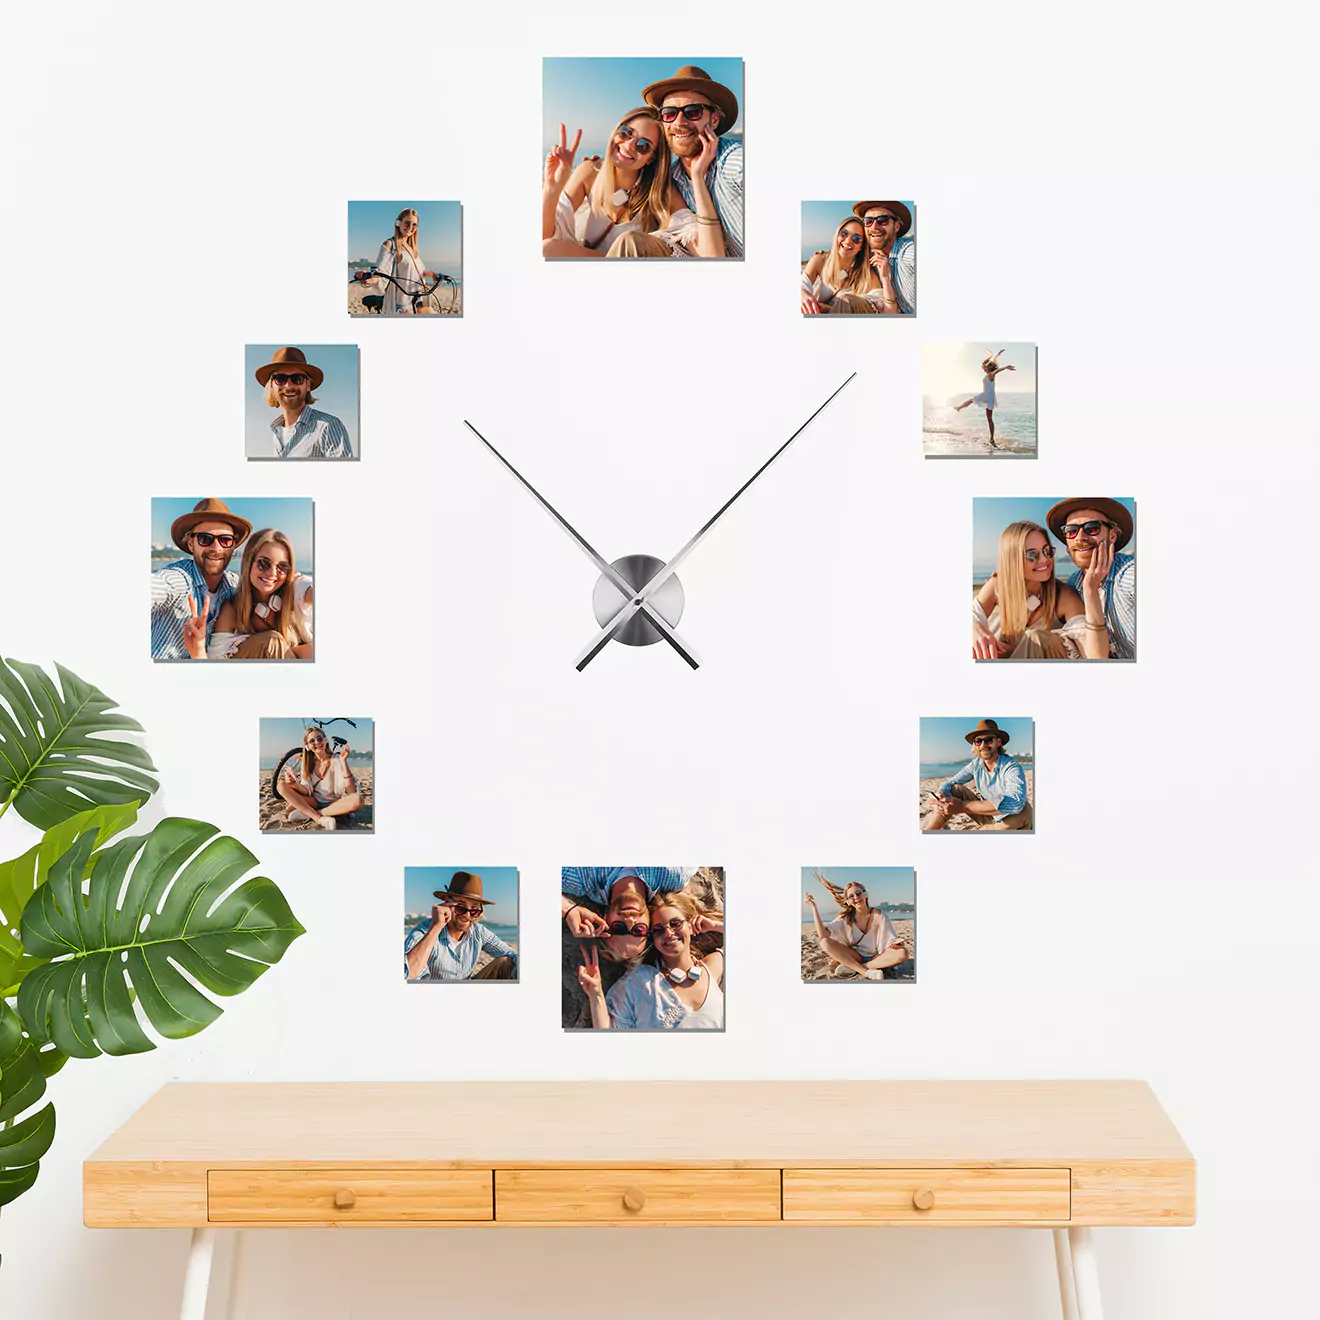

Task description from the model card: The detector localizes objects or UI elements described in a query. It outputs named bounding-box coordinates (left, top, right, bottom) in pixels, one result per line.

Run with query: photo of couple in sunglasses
left=972, top=497, right=1136, bottom=660
left=561, top=868, right=725, bottom=1030
left=542, top=58, right=743, bottom=259
left=800, top=199, right=917, bottom=315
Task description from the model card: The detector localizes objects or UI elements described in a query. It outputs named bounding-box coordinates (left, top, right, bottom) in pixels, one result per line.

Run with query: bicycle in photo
left=350, top=265, right=459, bottom=315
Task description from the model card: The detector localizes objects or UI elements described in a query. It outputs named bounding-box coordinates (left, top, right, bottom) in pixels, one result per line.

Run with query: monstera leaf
left=17, top=817, right=305, bottom=1058
left=0, top=1001, right=56, bottom=1207
left=0, top=803, right=141, bottom=997
left=0, top=658, right=159, bottom=830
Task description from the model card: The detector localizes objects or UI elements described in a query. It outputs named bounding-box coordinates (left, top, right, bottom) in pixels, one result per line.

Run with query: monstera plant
left=0, top=658, right=305, bottom=1209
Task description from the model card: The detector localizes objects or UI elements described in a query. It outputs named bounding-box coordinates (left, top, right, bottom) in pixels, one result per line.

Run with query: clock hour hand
left=574, top=373, right=857, bottom=669
left=465, top=420, right=700, bottom=669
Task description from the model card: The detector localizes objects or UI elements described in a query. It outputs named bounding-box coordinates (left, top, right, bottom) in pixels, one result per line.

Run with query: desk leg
left=1053, top=1229, right=1079, bottom=1320
left=1067, top=1227, right=1106, bottom=1319
left=225, top=1229, right=248, bottom=1319
left=180, top=1227, right=218, bottom=1320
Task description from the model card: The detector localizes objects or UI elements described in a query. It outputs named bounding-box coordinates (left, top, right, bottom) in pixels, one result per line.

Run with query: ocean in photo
left=923, top=392, right=1036, bottom=457
left=920, top=759, right=1032, bottom=778
left=403, top=920, right=518, bottom=949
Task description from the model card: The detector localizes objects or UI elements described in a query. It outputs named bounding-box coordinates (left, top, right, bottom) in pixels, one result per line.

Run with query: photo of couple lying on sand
left=150, top=498, right=314, bottom=661
left=259, top=718, right=373, bottom=834
left=561, top=867, right=725, bottom=1029
left=801, top=868, right=915, bottom=982
left=542, top=60, right=743, bottom=259
left=972, top=497, right=1136, bottom=660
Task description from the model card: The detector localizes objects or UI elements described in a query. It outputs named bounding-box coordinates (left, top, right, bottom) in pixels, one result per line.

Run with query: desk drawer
left=495, top=1169, right=781, bottom=1223
left=783, top=1168, right=1070, bottom=1222
left=208, top=1169, right=493, bottom=1223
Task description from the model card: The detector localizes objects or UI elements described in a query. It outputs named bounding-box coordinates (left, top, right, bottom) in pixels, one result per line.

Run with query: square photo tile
left=920, top=718, right=1034, bottom=832
left=542, top=58, right=743, bottom=260
left=404, top=868, right=519, bottom=983
left=259, top=718, right=373, bottom=833
left=348, top=201, right=462, bottom=315
left=561, top=867, right=724, bottom=1030
left=801, top=868, right=915, bottom=982
left=971, top=497, right=1136, bottom=661
left=245, top=344, right=359, bottom=460
left=801, top=200, right=916, bottom=315
left=923, top=343, right=1036, bottom=457
left=150, top=498, right=314, bottom=661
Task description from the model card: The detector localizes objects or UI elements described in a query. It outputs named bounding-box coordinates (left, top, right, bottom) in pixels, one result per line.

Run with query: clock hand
left=464, top=420, right=701, bottom=669
left=574, top=372, right=857, bottom=670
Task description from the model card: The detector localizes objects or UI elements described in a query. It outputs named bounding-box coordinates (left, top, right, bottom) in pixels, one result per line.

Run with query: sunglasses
left=607, top=920, right=648, bottom=937
left=1062, top=519, right=1115, bottom=539
left=271, top=373, right=308, bottom=386
left=659, top=103, right=717, bottom=123
left=862, top=214, right=897, bottom=227
left=1024, top=546, right=1055, bottom=563
left=191, top=532, right=236, bottom=548
left=972, top=736, right=999, bottom=746
left=837, top=231, right=864, bottom=245
left=254, top=556, right=290, bottom=577
left=649, top=917, right=688, bottom=938
left=615, top=124, right=655, bottom=156
left=449, top=903, right=485, bottom=917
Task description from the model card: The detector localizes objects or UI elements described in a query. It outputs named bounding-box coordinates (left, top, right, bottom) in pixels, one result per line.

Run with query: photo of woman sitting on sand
left=801, top=868, right=915, bottom=982
left=206, top=528, right=314, bottom=661
left=800, top=215, right=877, bottom=314
left=541, top=110, right=724, bottom=258
left=562, top=867, right=724, bottom=1030
left=259, top=718, right=373, bottom=833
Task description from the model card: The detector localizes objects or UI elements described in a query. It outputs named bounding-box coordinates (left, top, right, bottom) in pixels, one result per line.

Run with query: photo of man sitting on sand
left=259, top=718, right=373, bottom=833
left=561, top=867, right=725, bottom=1030
left=542, top=58, right=743, bottom=259
left=404, top=869, right=519, bottom=983
left=245, top=345, right=357, bottom=460
left=801, top=868, right=915, bottom=982
left=801, top=199, right=916, bottom=314
left=920, top=717, right=1034, bottom=833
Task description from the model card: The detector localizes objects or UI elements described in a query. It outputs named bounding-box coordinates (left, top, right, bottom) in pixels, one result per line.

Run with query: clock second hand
left=573, top=372, right=857, bottom=671
left=464, top=420, right=701, bottom=670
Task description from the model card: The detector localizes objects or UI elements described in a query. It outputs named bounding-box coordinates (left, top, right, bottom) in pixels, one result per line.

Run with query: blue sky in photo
left=800, top=867, right=915, bottom=922
left=347, top=201, right=462, bottom=274
left=543, top=57, right=744, bottom=157
left=923, top=342, right=1036, bottom=398
left=801, top=200, right=916, bottom=261
left=920, top=716, right=1034, bottom=765
left=259, top=718, right=372, bottom=764
left=972, top=497, right=1136, bottom=579
left=151, top=497, right=314, bottom=571
left=244, top=345, right=359, bottom=458
left=404, top=867, right=520, bottom=918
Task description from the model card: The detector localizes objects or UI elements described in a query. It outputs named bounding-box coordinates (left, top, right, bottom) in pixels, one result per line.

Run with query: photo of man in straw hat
left=800, top=199, right=916, bottom=314
left=251, top=346, right=353, bottom=460
left=404, top=870, right=519, bottom=982
left=922, top=718, right=1034, bottom=832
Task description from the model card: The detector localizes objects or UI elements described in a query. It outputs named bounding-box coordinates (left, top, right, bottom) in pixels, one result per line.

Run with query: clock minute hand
left=464, top=420, right=700, bottom=669
left=575, top=372, right=857, bottom=669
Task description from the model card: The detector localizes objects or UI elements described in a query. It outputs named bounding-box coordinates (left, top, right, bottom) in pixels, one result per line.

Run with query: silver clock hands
left=573, top=372, right=857, bottom=670
left=464, top=420, right=701, bottom=669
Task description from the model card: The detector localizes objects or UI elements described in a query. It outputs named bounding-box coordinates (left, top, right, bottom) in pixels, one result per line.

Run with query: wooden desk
left=85, top=1080, right=1194, bottom=1319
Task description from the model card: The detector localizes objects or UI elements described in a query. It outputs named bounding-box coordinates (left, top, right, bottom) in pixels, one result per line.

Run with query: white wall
left=2, top=2, right=1316, bottom=1316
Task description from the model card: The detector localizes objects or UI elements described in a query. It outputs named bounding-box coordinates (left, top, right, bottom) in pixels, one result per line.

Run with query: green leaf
left=0, top=658, right=159, bottom=830
left=17, top=818, right=305, bottom=1058
left=0, top=1000, right=57, bottom=1207
left=0, top=804, right=141, bottom=995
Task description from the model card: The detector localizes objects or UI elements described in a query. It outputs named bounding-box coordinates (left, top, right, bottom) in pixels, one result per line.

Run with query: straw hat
left=851, top=201, right=913, bottom=238
left=433, top=871, right=494, bottom=904
left=254, top=346, right=324, bottom=390
left=1045, top=498, right=1134, bottom=551
left=170, top=498, right=252, bottom=552
left=642, top=64, right=739, bottom=135
left=965, top=719, right=1010, bottom=746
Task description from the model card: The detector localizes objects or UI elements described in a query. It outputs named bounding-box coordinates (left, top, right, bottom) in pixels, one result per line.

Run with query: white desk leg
left=1067, top=1227, right=1106, bottom=1319
left=180, top=1227, right=218, bottom=1320
left=226, top=1230, right=248, bottom=1320
left=1053, top=1229, right=1079, bottom=1320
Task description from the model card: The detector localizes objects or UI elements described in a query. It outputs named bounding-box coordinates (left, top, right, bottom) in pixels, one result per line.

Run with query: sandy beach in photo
left=259, top=768, right=374, bottom=832
left=347, top=280, right=461, bottom=316
left=918, top=770, right=1033, bottom=830
left=800, top=920, right=915, bottom=981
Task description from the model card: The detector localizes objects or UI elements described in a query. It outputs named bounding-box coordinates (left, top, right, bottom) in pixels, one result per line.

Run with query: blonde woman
left=953, top=349, right=1016, bottom=447
left=805, top=872, right=908, bottom=980
left=801, top=217, right=879, bottom=314
left=352, top=209, right=439, bottom=314
left=577, top=890, right=724, bottom=1029
left=541, top=111, right=723, bottom=258
left=203, top=528, right=313, bottom=660
left=972, top=520, right=1106, bottom=660
left=275, top=726, right=363, bottom=831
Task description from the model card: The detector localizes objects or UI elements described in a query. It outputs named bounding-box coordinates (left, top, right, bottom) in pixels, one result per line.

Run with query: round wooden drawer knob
left=621, top=1187, right=647, bottom=1213
left=333, top=1189, right=357, bottom=1210
left=912, top=1188, right=936, bottom=1211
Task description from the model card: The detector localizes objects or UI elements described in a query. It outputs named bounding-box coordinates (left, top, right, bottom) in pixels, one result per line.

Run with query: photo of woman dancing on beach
left=804, top=872, right=909, bottom=981
left=541, top=110, right=725, bottom=258
left=352, top=208, right=441, bottom=314
left=972, top=520, right=1107, bottom=660
left=800, top=216, right=877, bottom=314
left=273, top=724, right=365, bottom=831
left=953, top=350, right=1016, bottom=448
left=202, top=528, right=314, bottom=661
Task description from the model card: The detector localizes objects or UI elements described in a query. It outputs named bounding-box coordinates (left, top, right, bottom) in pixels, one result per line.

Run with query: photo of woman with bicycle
left=348, top=201, right=462, bottom=315
left=258, top=718, right=374, bottom=832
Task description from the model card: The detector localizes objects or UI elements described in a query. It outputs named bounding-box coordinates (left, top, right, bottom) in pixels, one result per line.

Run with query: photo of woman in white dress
left=352, top=208, right=441, bottom=314
left=953, top=350, right=1016, bottom=448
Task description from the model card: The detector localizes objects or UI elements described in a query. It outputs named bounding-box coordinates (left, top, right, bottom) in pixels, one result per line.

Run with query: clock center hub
left=591, top=554, right=685, bottom=647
